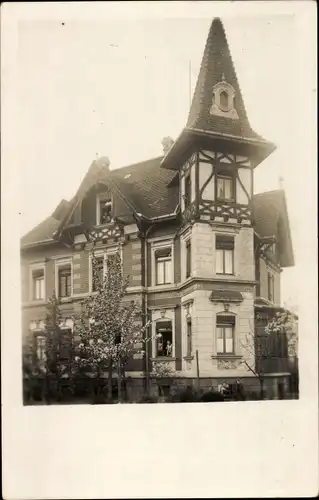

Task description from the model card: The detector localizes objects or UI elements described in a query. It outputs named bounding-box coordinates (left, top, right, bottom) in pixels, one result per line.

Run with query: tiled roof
left=253, top=189, right=294, bottom=267
left=187, top=18, right=265, bottom=142
left=111, top=157, right=178, bottom=218
left=21, top=199, right=71, bottom=248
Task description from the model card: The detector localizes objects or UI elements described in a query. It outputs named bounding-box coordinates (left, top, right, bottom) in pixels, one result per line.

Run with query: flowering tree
left=23, top=293, right=73, bottom=403
left=43, top=293, right=74, bottom=401
left=239, top=310, right=297, bottom=399
left=74, top=250, right=149, bottom=402
left=150, top=361, right=175, bottom=397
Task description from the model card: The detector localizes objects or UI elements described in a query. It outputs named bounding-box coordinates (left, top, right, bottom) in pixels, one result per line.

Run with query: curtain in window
left=224, top=249, right=233, bottom=274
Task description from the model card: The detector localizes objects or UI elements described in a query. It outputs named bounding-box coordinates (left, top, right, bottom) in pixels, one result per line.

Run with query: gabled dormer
left=161, top=18, right=276, bottom=228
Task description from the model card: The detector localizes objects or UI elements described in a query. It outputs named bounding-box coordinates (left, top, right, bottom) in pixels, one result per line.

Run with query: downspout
left=144, top=224, right=154, bottom=396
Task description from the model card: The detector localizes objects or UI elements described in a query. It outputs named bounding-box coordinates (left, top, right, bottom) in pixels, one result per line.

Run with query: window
left=92, top=257, right=104, bottom=292
left=58, top=266, right=72, bottom=298
left=219, top=90, right=229, bottom=111
left=186, top=316, right=192, bottom=357
left=216, top=235, right=234, bottom=275
left=184, top=172, right=191, bottom=209
left=156, top=320, right=173, bottom=357
left=97, top=192, right=112, bottom=225
left=217, top=175, right=233, bottom=201
left=35, top=335, right=47, bottom=362
left=186, top=239, right=192, bottom=279
left=32, top=269, right=45, bottom=300
left=216, top=315, right=235, bottom=354
left=268, top=272, right=275, bottom=302
left=59, top=329, right=73, bottom=363
left=155, top=248, right=172, bottom=285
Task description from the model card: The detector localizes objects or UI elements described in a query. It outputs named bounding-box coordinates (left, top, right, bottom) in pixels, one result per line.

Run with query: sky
left=13, top=7, right=313, bottom=309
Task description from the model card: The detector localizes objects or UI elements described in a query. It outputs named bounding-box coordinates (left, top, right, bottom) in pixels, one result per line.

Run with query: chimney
left=161, top=136, right=174, bottom=155
left=95, top=156, right=110, bottom=170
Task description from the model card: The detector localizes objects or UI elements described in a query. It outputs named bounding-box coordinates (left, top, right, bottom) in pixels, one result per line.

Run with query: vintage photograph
left=20, top=16, right=299, bottom=405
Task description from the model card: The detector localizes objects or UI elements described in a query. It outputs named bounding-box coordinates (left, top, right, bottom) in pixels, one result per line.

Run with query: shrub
left=200, top=390, right=225, bottom=402
left=137, top=395, right=158, bottom=404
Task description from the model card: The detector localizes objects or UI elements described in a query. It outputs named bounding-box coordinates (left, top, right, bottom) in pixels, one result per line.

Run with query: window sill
left=151, top=357, right=176, bottom=362
left=183, top=356, right=194, bottom=361
left=59, top=296, right=73, bottom=303
left=24, top=299, right=46, bottom=307
left=94, top=221, right=114, bottom=229
left=148, top=283, right=177, bottom=292
left=211, top=354, right=242, bottom=360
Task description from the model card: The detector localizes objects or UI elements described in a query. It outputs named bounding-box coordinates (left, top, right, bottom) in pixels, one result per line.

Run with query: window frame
left=185, top=239, right=192, bottom=279
left=96, top=192, right=113, bottom=226
left=151, top=308, right=176, bottom=359
left=29, top=263, right=46, bottom=302
left=267, top=271, right=275, bottom=302
left=89, top=246, right=122, bottom=293
left=216, top=174, right=235, bottom=202
left=216, top=315, right=236, bottom=355
left=55, top=258, right=73, bottom=300
left=150, top=239, right=174, bottom=288
left=215, top=235, right=235, bottom=276
left=184, top=171, right=192, bottom=209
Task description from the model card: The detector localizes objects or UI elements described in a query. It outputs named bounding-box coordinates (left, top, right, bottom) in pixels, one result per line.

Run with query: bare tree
left=239, top=310, right=297, bottom=399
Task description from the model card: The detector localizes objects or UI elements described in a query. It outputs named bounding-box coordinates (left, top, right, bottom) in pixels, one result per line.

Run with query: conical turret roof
left=187, top=18, right=264, bottom=142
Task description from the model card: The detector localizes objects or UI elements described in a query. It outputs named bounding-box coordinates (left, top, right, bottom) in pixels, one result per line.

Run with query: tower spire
left=187, top=18, right=264, bottom=142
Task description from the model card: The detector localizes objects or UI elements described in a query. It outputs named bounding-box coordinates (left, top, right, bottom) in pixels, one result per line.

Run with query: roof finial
left=221, top=72, right=226, bottom=81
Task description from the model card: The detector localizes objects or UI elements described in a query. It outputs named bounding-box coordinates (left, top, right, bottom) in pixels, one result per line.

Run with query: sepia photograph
left=19, top=15, right=300, bottom=406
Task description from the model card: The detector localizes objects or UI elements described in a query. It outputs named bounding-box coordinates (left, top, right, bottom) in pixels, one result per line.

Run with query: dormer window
left=219, top=90, right=229, bottom=111
left=96, top=192, right=112, bottom=225
left=210, top=78, right=238, bottom=119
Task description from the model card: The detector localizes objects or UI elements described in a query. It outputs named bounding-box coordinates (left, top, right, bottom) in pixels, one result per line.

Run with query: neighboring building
left=21, top=18, right=296, bottom=398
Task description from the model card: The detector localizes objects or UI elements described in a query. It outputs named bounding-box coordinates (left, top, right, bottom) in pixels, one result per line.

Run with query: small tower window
left=184, top=172, right=191, bottom=209
left=219, top=90, right=229, bottom=111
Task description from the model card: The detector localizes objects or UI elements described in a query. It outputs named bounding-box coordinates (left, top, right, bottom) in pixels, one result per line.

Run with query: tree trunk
left=117, top=360, right=122, bottom=403
left=107, top=360, right=113, bottom=402
left=259, top=376, right=265, bottom=400
left=121, top=363, right=127, bottom=401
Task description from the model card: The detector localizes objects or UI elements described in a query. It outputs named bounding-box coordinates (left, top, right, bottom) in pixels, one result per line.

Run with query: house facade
left=21, top=18, right=295, bottom=398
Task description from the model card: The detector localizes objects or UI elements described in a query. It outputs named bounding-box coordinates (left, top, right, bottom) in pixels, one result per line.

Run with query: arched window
left=219, top=90, right=229, bottom=111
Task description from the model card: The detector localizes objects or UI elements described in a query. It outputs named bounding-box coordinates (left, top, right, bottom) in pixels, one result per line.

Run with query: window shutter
left=155, top=247, right=171, bottom=258
left=216, top=235, right=234, bottom=250
left=216, top=315, right=235, bottom=325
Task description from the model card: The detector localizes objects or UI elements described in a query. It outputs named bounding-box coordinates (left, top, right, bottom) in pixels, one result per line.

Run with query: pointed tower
left=161, top=17, right=276, bottom=227
left=161, top=19, right=276, bottom=377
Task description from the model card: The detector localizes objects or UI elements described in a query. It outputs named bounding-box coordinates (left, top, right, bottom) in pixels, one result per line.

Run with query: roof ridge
left=253, top=189, right=284, bottom=197
left=111, top=155, right=163, bottom=173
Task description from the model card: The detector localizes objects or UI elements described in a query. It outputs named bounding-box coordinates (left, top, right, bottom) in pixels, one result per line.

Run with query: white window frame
left=29, top=263, right=46, bottom=302
left=89, top=245, right=122, bottom=293
left=150, top=238, right=174, bottom=287
left=215, top=233, right=235, bottom=276
left=55, top=258, right=73, bottom=300
left=96, top=192, right=113, bottom=226
left=215, top=313, right=236, bottom=355
left=151, top=308, right=176, bottom=359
